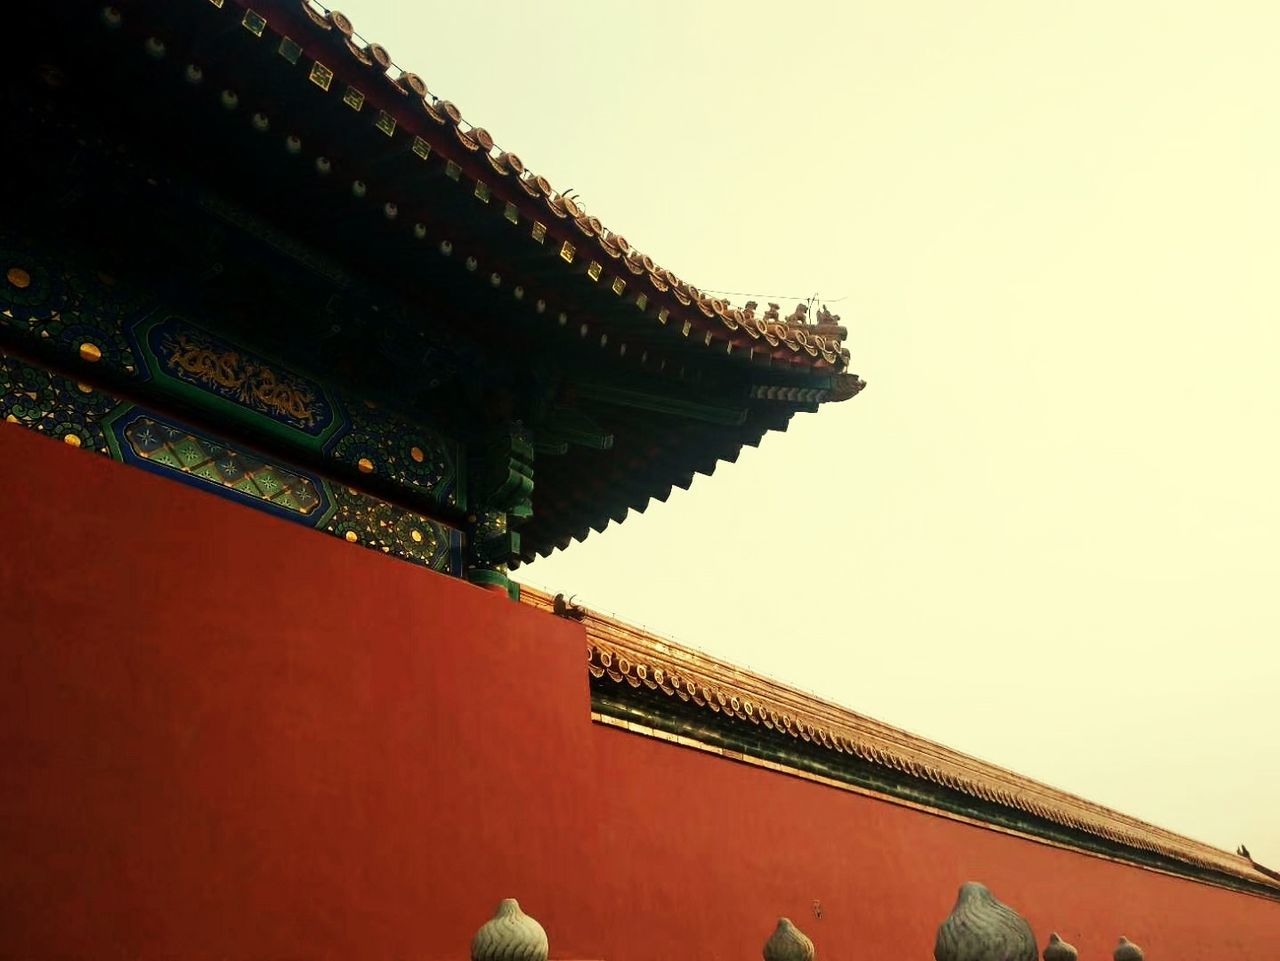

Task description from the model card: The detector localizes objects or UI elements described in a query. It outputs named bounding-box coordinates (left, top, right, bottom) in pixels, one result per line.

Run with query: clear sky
left=343, top=0, right=1279, bottom=861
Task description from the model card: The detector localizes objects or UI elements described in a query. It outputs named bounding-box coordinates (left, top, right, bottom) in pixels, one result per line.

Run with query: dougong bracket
left=464, top=425, right=535, bottom=596
left=471, top=424, right=534, bottom=521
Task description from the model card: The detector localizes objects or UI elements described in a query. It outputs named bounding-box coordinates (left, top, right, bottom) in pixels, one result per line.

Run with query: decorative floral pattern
left=1, top=351, right=461, bottom=575
left=0, top=241, right=142, bottom=376
left=0, top=354, right=118, bottom=452
left=323, top=482, right=453, bottom=572
left=334, top=400, right=455, bottom=507
left=1, top=228, right=462, bottom=513
left=120, top=413, right=325, bottom=517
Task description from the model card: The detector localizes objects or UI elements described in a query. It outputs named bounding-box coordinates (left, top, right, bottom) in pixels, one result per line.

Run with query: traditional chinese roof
left=519, top=586, right=1280, bottom=901
left=279, top=1, right=860, bottom=376
left=11, top=0, right=864, bottom=562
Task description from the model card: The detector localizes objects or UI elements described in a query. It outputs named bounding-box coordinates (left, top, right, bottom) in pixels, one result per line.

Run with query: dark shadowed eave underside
left=269, top=0, right=862, bottom=375
left=79, top=0, right=864, bottom=383
left=17, top=0, right=865, bottom=559
left=515, top=407, right=786, bottom=563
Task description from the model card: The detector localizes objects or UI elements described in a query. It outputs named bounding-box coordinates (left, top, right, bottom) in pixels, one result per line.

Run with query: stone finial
left=1114, top=936, right=1145, bottom=961
left=471, top=899, right=549, bottom=961
left=934, top=882, right=1037, bottom=961
left=763, top=917, right=815, bottom=961
left=1044, top=932, right=1078, bottom=961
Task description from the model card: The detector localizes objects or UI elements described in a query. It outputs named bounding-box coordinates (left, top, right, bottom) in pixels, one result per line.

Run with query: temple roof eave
left=243, top=0, right=861, bottom=383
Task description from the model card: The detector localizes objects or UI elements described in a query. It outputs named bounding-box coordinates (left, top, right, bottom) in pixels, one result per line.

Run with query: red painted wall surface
left=3, top=422, right=1278, bottom=960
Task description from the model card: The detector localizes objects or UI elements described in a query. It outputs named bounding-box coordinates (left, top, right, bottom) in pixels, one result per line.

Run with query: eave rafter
left=77, top=0, right=871, bottom=401
left=135, top=0, right=864, bottom=386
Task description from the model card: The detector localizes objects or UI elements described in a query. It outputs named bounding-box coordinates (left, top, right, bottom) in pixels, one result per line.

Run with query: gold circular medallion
left=76, top=382, right=94, bottom=394
left=79, top=343, right=102, bottom=362
left=63, top=433, right=82, bottom=447
left=410, top=446, right=425, bottom=463
left=357, top=457, right=374, bottom=474
left=344, top=531, right=358, bottom=543
left=6, top=267, right=31, bottom=289
left=411, top=529, right=423, bottom=543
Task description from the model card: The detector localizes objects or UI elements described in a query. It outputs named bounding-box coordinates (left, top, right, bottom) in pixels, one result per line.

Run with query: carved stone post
left=1043, top=932, right=1078, bottom=961
left=934, top=882, right=1037, bottom=961
left=763, top=917, right=815, bottom=961
left=1114, top=936, right=1145, bottom=961
left=471, top=898, right=549, bottom=961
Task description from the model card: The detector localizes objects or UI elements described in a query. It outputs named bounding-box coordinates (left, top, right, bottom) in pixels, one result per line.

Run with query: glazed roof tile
left=519, top=586, right=1280, bottom=898
left=259, top=0, right=863, bottom=386
left=47, top=0, right=864, bottom=395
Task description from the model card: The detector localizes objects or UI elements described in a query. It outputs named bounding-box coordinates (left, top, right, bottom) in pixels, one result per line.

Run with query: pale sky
left=345, top=0, right=1279, bottom=861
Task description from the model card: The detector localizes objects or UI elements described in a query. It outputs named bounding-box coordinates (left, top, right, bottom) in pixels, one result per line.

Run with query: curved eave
left=17, top=1, right=867, bottom=562
left=244, top=0, right=855, bottom=372
left=32, top=0, right=868, bottom=396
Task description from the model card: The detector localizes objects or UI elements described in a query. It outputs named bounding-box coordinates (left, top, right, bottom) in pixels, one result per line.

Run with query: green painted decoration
left=1, top=351, right=461, bottom=575
left=0, top=228, right=463, bottom=514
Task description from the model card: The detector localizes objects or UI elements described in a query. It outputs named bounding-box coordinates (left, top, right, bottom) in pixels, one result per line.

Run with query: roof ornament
left=471, top=898, right=548, bottom=961
left=763, top=917, right=815, bottom=961
left=1043, top=932, right=1079, bottom=961
left=1239, top=845, right=1280, bottom=881
left=784, top=303, right=809, bottom=326
left=813, top=304, right=848, bottom=342
left=552, top=593, right=586, bottom=620
left=934, top=882, right=1037, bottom=961
left=1113, top=937, right=1145, bottom=961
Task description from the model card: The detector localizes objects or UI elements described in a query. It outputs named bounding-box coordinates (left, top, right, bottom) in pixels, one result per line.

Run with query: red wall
left=3, top=422, right=1278, bottom=960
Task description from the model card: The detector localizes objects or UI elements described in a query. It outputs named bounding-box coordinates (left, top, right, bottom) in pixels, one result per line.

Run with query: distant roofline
left=518, top=585, right=1280, bottom=900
